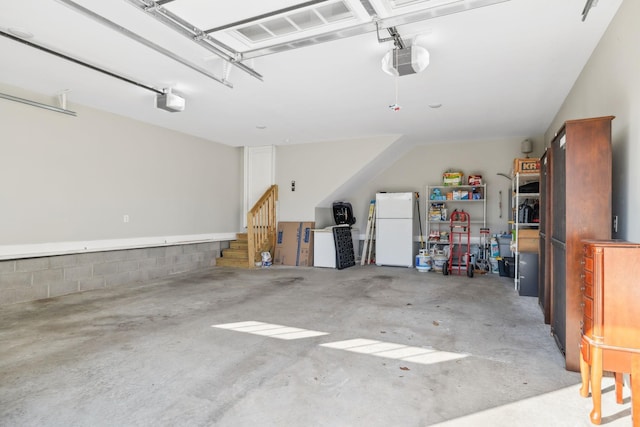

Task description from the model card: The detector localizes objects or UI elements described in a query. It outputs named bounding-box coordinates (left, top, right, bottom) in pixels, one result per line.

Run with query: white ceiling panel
left=0, top=0, right=624, bottom=147
left=163, top=0, right=305, bottom=29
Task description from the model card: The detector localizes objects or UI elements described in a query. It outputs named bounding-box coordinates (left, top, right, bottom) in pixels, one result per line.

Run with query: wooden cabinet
left=579, top=240, right=640, bottom=425
left=547, top=116, right=614, bottom=372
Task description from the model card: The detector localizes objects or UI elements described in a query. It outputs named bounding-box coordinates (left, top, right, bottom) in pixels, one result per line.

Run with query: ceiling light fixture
left=381, top=45, right=429, bottom=76
left=377, top=23, right=429, bottom=76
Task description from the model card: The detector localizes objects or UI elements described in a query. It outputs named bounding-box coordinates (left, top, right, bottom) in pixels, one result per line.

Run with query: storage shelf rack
left=426, top=184, right=487, bottom=252
left=511, top=172, right=540, bottom=290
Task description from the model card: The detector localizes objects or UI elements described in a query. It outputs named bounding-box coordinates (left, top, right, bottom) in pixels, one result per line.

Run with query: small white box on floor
left=313, top=226, right=358, bottom=268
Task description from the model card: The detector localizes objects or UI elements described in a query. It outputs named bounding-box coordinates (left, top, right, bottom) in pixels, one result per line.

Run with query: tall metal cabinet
left=538, top=151, right=552, bottom=324
left=546, top=116, right=614, bottom=372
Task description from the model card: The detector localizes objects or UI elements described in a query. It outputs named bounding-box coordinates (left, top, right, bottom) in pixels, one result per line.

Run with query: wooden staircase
left=216, top=185, right=278, bottom=268
left=216, top=233, right=252, bottom=268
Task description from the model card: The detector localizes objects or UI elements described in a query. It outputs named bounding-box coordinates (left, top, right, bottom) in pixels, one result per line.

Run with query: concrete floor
left=0, top=265, right=633, bottom=426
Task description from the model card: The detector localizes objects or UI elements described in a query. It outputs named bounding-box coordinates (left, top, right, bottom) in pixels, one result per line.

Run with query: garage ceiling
left=0, top=0, right=623, bottom=146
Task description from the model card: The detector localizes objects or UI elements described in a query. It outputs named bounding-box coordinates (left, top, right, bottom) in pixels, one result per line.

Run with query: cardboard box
left=518, top=229, right=538, bottom=238
left=513, top=158, right=540, bottom=174
left=468, top=175, right=482, bottom=186
left=443, top=172, right=463, bottom=186
left=273, top=221, right=315, bottom=266
left=517, top=229, right=539, bottom=253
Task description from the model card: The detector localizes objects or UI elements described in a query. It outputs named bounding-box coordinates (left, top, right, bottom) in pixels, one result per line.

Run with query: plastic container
left=498, top=256, right=515, bottom=278
left=433, top=254, right=448, bottom=272
left=261, top=251, right=272, bottom=267
left=415, top=249, right=432, bottom=272
left=489, top=257, right=499, bottom=273
left=490, top=237, right=500, bottom=257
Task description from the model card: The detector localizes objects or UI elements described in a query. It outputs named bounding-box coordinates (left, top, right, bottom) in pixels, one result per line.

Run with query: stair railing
left=247, top=185, right=278, bottom=268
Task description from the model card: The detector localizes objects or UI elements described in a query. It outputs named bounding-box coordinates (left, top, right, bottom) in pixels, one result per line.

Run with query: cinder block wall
left=0, top=242, right=221, bottom=306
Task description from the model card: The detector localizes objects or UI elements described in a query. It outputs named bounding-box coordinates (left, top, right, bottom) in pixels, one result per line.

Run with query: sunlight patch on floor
left=320, top=338, right=468, bottom=365
left=212, top=320, right=329, bottom=340
left=431, top=376, right=632, bottom=427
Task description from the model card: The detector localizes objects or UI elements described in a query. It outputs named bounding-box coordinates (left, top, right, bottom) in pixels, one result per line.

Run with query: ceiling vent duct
left=156, top=89, right=185, bottom=112
left=382, top=45, right=429, bottom=76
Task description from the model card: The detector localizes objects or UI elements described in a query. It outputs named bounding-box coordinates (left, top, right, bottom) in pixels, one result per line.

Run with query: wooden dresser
left=579, top=240, right=640, bottom=425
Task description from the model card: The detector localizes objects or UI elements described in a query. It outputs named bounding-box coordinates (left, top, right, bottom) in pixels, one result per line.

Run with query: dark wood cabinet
left=546, top=116, right=614, bottom=372
left=579, top=240, right=640, bottom=425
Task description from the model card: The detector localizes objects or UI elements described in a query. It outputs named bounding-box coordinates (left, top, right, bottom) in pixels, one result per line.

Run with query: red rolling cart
left=443, top=209, right=474, bottom=277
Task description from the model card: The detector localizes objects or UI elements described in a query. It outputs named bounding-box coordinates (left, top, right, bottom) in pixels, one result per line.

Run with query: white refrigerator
left=375, top=192, right=416, bottom=267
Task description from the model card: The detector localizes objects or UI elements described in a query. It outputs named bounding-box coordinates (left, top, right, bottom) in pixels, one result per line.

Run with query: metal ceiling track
left=376, top=24, right=406, bottom=49
left=0, top=29, right=162, bottom=96
left=56, top=0, right=234, bottom=88
left=125, top=0, right=263, bottom=81
left=0, top=91, right=77, bottom=116
left=241, top=0, right=511, bottom=59
left=581, top=0, right=597, bottom=21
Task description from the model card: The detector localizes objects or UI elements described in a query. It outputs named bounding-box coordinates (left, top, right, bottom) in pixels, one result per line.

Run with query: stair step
left=221, top=248, right=249, bottom=259
left=217, top=232, right=271, bottom=268
left=230, top=240, right=248, bottom=250
left=216, top=257, right=251, bottom=268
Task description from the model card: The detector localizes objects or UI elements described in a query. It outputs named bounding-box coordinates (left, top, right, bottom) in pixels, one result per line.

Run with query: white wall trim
left=0, top=233, right=238, bottom=260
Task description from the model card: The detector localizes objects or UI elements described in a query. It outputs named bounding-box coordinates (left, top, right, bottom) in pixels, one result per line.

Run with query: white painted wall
left=347, top=137, right=545, bottom=238
left=1, top=84, right=243, bottom=246
left=545, top=0, right=640, bottom=242
left=3, top=0, right=638, bottom=252
left=275, top=135, right=398, bottom=222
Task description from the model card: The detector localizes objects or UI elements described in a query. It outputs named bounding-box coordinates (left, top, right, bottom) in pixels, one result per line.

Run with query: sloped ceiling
left=0, top=0, right=623, bottom=147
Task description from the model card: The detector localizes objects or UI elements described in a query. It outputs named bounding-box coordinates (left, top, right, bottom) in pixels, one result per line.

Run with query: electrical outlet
left=123, top=214, right=130, bottom=223
left=291, top=180, right=295, bottom=192
left=613, top=215, right=618, bottom=233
